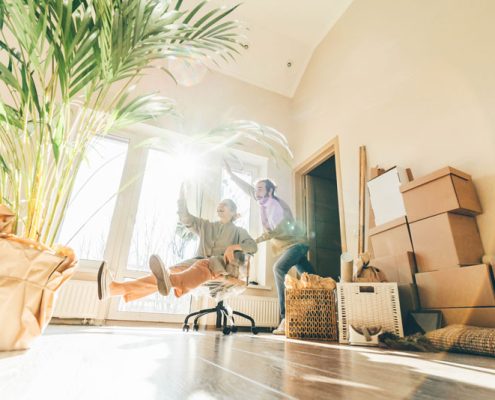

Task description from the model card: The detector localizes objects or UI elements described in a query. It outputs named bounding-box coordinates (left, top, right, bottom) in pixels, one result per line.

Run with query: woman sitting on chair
left=97, top=185, right=257, bottom=302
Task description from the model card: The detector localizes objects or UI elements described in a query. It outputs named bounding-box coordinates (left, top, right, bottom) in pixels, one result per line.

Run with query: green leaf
left=0, top=153, right=10, bottom=174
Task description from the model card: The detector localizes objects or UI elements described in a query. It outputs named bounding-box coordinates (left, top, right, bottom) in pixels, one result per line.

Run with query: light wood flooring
left=1, top=324, right=495, bottom=400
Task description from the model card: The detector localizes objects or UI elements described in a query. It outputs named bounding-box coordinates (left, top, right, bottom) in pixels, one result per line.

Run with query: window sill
left=247, top=284, right=272, bottom=291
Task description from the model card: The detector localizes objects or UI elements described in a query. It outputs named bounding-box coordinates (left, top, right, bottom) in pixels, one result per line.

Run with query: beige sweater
left=177, top=197, right=258, bottom=260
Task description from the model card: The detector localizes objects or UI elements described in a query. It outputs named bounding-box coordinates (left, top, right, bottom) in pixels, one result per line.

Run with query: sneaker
left=97, top=261, right=113, bottom=300
left=149, top=254, right=172, bottom=296
left=273, top=318, right=286, bottom=335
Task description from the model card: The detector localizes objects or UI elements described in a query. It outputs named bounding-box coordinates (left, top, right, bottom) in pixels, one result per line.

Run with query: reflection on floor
left=1, top=325, right=494, bottom=400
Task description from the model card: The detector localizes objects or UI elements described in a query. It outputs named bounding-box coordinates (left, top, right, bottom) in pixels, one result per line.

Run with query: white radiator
left=52, top=281, right=280, bottom=328
left=53, top=280, right=100, bottom=319
left=206, top=295, right=280, bottom=327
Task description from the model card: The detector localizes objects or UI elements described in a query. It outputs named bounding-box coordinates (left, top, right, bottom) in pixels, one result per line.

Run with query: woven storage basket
left=285, top=288, right=338, bottom=341
left=337, top=283, right=403, bottom=344
left=426, top=325, right=495, bottom=357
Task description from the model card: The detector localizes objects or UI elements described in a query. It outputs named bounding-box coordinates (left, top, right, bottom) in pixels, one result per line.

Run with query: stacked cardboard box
left=399, top=167, right=494, bottom=328
left=367, top=168, right=419, bottom=322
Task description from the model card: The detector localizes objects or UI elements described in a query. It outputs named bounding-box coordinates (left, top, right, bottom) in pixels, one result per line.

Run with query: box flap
left=368, top=167, right=409, bottom=225
left=400, top=166, right=472, bottom=193
left=369, top=216, right=408, bottom=236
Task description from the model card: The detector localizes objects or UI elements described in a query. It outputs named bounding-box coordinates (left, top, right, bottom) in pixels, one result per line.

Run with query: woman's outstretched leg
left=170, top=259, right=218, bottom=297
left=109, top=275, right=159, bottom=302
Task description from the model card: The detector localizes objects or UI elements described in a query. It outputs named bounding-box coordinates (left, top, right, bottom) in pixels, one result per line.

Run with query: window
left=58, top=126, right=266, bottom=322
left=127, top=149, right=197, bottom=272
left=57, top=136, right=128, bottom=261
left=220, top=164, right=263, bottom=283
left=119, top=148, right=195, bottom=315
left=220, top=168, right=253, bottom=230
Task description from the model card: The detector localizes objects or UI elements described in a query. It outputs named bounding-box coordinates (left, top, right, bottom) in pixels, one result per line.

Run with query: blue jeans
left=273, top=243, right=314, bottom=319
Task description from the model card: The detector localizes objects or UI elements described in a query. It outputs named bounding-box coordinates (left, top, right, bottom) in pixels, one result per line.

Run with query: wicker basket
left=426, top=325, right=495, bottom=357
left=285, top=288, right=338, bottom=341
left=337, top=282, right=403, bottom=344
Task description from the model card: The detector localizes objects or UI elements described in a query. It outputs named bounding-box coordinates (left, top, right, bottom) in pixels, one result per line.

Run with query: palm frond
left=0, top=0, right=246, bottom=245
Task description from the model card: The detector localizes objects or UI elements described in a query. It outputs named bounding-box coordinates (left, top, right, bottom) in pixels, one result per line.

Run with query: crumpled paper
left=285, top=272, right=336, bottom=290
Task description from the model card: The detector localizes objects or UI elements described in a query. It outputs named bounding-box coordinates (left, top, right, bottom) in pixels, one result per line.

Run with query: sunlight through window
left=57, top=136, right=128, bottom=260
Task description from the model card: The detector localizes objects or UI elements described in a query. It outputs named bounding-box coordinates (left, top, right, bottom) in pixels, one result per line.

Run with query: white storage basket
left=337, top=282, right=403, bottom=344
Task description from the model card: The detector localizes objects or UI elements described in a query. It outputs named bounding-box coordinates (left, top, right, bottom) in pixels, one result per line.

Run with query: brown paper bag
left=0, top=234, right=77, bottom=351
left=0, top=204, right=15, bottom=234
left=353, top=252, right=387, bottom=282
left=353, top=265, right=387, bottom=282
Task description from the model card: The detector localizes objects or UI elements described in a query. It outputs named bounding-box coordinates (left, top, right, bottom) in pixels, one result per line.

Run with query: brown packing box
left=369, top=217, right=413, bottom=259
left=415, top=264, right=495, bottom=308
left=410, top=213, right=484, bottom=272
left=439, top=307, right=495, bottom=328
left=400, top=166, right=482, bottom=223
left=371, top=252, right=417, bottom=284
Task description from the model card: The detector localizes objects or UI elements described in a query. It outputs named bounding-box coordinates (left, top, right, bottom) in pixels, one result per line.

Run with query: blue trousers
left=273, top=243, right=314, bottom=319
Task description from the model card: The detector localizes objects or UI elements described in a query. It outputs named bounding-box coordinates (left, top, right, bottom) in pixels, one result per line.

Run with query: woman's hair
left=221, top=198, right=238, bottom=213
left=256, top=179, right=278, bottom=198
left=220, top=199, right=241, bottom=221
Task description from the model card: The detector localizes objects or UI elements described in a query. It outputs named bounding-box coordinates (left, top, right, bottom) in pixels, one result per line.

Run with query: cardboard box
left=410, top=213, right=484, bottom=272
left=400, top=166, right=482, bottom=223
left=415, top=264, right=495, bottom=308
left=371, top=252, right=417, bottom=284
left=439, top=307, right=495, bottom=328
left=368, top=167, right=410, bottom=225
left=369, top=217, right=414, bottom=259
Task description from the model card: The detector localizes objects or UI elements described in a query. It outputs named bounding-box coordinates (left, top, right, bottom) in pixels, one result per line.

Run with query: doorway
left=294, top=137, right=346, bottom=280
left=305, top=157, right=341, bottom=278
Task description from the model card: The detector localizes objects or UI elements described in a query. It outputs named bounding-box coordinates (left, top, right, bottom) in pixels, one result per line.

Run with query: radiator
left=206, top=295, right=280, bottom=327
left=53, top=280, right=100, bottom=319
left=52, top=281, right=280, bottom=328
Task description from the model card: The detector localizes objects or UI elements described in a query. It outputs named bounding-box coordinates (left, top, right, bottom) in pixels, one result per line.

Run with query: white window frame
left=219, top=148, right=268, bottom=286
left=62, top=123, right=269, bottom=322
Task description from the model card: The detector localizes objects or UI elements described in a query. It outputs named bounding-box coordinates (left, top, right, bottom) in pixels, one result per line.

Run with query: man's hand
left=224, top=244, right=242, bottom=264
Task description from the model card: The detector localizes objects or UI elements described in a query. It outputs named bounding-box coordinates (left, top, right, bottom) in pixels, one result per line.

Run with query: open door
left=303, top=157, right=342, bottom=279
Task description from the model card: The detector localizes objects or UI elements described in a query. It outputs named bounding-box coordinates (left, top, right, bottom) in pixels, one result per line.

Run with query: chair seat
left=202, top=277, right=247, bottom=301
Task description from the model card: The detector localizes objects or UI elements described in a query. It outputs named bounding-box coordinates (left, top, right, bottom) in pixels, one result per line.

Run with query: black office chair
left=182, top=252, right=258, bottom=335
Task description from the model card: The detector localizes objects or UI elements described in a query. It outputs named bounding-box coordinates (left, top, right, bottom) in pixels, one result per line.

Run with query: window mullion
left=104, top=135, right=149, bottom=278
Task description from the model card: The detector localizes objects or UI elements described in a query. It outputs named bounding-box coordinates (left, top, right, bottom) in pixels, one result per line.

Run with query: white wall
left=290, top=0, right=495, bottom=257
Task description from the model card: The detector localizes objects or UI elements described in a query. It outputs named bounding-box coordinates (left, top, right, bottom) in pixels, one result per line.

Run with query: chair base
left=183, top=300, right=258, bottom=335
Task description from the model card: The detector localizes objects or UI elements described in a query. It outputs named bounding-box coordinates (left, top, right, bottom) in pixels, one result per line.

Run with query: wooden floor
left=1, top=325, right=495, bottom=400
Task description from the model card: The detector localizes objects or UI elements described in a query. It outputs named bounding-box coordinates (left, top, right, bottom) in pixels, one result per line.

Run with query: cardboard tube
left=341, top=252, right=354, bottom=282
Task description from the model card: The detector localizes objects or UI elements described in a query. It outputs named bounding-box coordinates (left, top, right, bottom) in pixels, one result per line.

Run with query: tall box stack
left=400, top=167, right=495, bottom=328
left=367, top=167, right=419, bottom=323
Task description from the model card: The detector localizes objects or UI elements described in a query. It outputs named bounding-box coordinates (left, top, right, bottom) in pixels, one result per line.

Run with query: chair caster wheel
left=183, top=324, right=189, bottom=332
left=193, top=324, right=199, bottom=332
left=251, top=327, right=259, bottom=335
left=231, top=326, right=238, bottom=333
left=223, top=327, right=231, bottom=335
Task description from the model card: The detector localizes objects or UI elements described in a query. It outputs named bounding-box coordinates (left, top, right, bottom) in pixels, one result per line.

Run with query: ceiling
left=193, top=0, right=354, bottom=97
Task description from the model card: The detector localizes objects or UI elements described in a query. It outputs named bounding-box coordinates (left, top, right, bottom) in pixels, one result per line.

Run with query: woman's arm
left=177, top=184, right=203, bottom=234
left=224, top=227, right=258, bottom=263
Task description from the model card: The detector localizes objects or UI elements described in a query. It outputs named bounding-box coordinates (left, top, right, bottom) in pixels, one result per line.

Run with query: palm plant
left=0, top=0, right=246, bottom=246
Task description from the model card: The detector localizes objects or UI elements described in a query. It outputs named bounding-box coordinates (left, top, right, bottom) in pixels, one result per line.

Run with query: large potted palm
left=0, top=0, right=292, bottom=351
